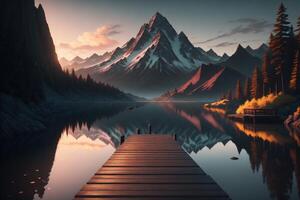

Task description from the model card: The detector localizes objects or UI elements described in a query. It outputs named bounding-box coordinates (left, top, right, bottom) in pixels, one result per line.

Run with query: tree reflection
left=2, top=102, right=300, bottom=200
left=165, top=102, right=300, bottom=200
left=0, top=102, right=132, bottom=200
left=233, top=122, right=300, bottom=200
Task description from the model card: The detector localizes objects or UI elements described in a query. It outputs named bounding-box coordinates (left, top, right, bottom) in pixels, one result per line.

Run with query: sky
left=35, top=0, right=300, bottom=60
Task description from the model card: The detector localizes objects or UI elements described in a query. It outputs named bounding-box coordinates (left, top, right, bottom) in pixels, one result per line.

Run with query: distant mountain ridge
left=220, top=44, right=263, bottom=77
left=161, top=64, right=245, bottom=101
left=245, top=43, right=268, bottom=59
left=77, top=12, right=218, bottom=97
left=59, top=52, right=112, bottom=70
left=219, top=53, right=230, bottom=62
left=196, top=48, right=221, bottom=63
left=69, top=13, right=267, bottom=98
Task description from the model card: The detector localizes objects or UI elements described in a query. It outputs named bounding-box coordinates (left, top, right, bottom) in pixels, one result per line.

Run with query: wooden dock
left=228, top=108, right=280, bottom=123
left=75, top=135, right=230, bottom=200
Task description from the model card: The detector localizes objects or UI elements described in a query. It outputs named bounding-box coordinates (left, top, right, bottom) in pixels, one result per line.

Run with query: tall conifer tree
left=296, top=16, right=300, bottom=48
left=235, top=80, right=243, bottom=100
left=290, top=50, right=300, bottom=92
left=251, top=67, right=263, bottom=99
left=270, top=3, right=291, bottom=93
left=262, top=53, right=273, bottom=95
left=244, top=78, right=251, bottom=100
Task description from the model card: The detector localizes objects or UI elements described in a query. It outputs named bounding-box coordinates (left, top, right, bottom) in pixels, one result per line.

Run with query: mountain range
left=160, top=64, right=245, bottom=101
left=159, top=43, right=267, bottom=100
left=72, top=12, right=267, bottom=98
left=220, top=44, right=264, bottom=76
left=76, top=12, right=225, bottom=97
left=60, top=48, right=222, bottom=70
left=245, top=43, right=268, bottom=59
left=60, top=52, right=113, bottom=70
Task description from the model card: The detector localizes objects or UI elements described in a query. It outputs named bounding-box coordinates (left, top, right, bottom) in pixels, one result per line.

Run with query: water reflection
left=0, top=131, right=60, bottom=200
left=0, top=102, right=131, bottom=200
left=1, top=102, right=300, bottom=200
left=36, top=130, right=114, bottom=200
left=231, top=120, right=299, bottom=198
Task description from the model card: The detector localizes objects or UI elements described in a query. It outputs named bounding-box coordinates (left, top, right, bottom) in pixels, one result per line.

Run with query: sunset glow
left=35, top=0, right=300, bottom=59
left=3, top=1, right=300, bottom=200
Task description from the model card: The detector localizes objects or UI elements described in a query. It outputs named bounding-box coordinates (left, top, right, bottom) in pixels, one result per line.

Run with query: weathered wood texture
left=75, top=135, right=230, bottom=200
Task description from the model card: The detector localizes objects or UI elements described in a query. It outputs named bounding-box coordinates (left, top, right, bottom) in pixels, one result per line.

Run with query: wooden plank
left=112, top=153, right=187, bottom=155
left=81, top=183, right=221, bottom=191
left=115, top=150, right=183, bottom=152
left=109, top=155, right=190, bottom=159
left=76, top=190, right=228, bottom=197
left=88, top=175, right=214, bottom=184
left=92, top=174, right=211, bottom=179
left=75, top=135, right=230, bottom=200
left=103, top=163, right=196, bottom=167
left=97, top=167, right=204, bottom=175
left=75, top=197, right=231, bottom=200
left=118, top=148, right=182, bottom=151
left=105, top=159, right=196, bottom=164
left=109, top=155, right=189, bottom=160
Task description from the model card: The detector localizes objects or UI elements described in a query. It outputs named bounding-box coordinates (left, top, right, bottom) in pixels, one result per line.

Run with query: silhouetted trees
left=290, top=50, right=300, bottom=92
left=297, top=17, right=300, bottom=47
left=262, top=53, right=273, bottom=95
left=244, top=78, right=251, bottom=100
left=251, top=67, right=263, bottom=99
left=235, top=80, right=243, bottom=100
left=226, top=90, right=232, bottom=101
left=0, top=1, right=128, bottom=104
left=233, top=3, right=300, bottom=103
left=270, top=3, right=291, bottom=93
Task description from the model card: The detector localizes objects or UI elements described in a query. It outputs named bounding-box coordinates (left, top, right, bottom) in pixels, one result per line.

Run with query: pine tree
left=227, top=90, right=232, bottom=101
left=86, top=74, right=93, bottom=84
left=296, top=16, right=300, bottom=47
left=174, top=88, right=178, bottom=94
left=244, top=78, right=251, bottom=100
left=290, top=50, right=300, bottom=91
left=235, top=80, right=243, bottom=100
left=220, top=93, right=226, bottom=100
left=270, top=3, right=291, bottom=93
left=261, top=53, right=273, bottom=95
left=71, top=69, right=76, bottom=79
left=268, top=33, right=277, bottom=92
left=269, top=33, right=275, bottom=51
left=251, top=67, right=263, bottom=99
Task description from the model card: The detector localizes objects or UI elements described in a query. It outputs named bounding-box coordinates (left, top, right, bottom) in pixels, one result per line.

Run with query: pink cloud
left=59, top=25, right=121, bottom=53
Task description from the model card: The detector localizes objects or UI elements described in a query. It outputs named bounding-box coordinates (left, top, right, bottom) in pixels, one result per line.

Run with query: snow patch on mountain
left=81, top=12, right=211, bottom=76
left=195, top=67, right=225, bottom=92
left=171, top=37, right=201, bottom=70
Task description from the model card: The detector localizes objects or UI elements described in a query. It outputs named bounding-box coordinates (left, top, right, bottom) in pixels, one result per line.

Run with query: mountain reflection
left=1, top=102, right=300, bottom=200
left=66, top=102, right=300, bottom=200
left=0, top=102, right=131, bottom=200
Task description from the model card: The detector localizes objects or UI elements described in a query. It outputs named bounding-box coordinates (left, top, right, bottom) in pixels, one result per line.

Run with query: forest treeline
left=0, top=1, right=129, bottom=104
left=227, top=3, right=300, bottom=101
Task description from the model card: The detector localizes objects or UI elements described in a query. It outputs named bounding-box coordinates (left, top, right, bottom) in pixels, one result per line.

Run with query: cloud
left=211, top=39, right=261, bottom=48
left=196, top=18, right=272, bottom=44
left=212, top=42, right=237, bottom=48
left=229, top=18, right=260, bottom=23
left=59, top=25, right=121, bottom=53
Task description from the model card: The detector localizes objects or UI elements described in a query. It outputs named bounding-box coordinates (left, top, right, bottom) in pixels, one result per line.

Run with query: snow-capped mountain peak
left=148, top=12, right=177, bottom=39
left=77, top=12, right=215, bottom=97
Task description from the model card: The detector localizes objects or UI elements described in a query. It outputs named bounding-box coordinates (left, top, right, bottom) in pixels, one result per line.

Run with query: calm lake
left=1, top=102, right=300, bottom=200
